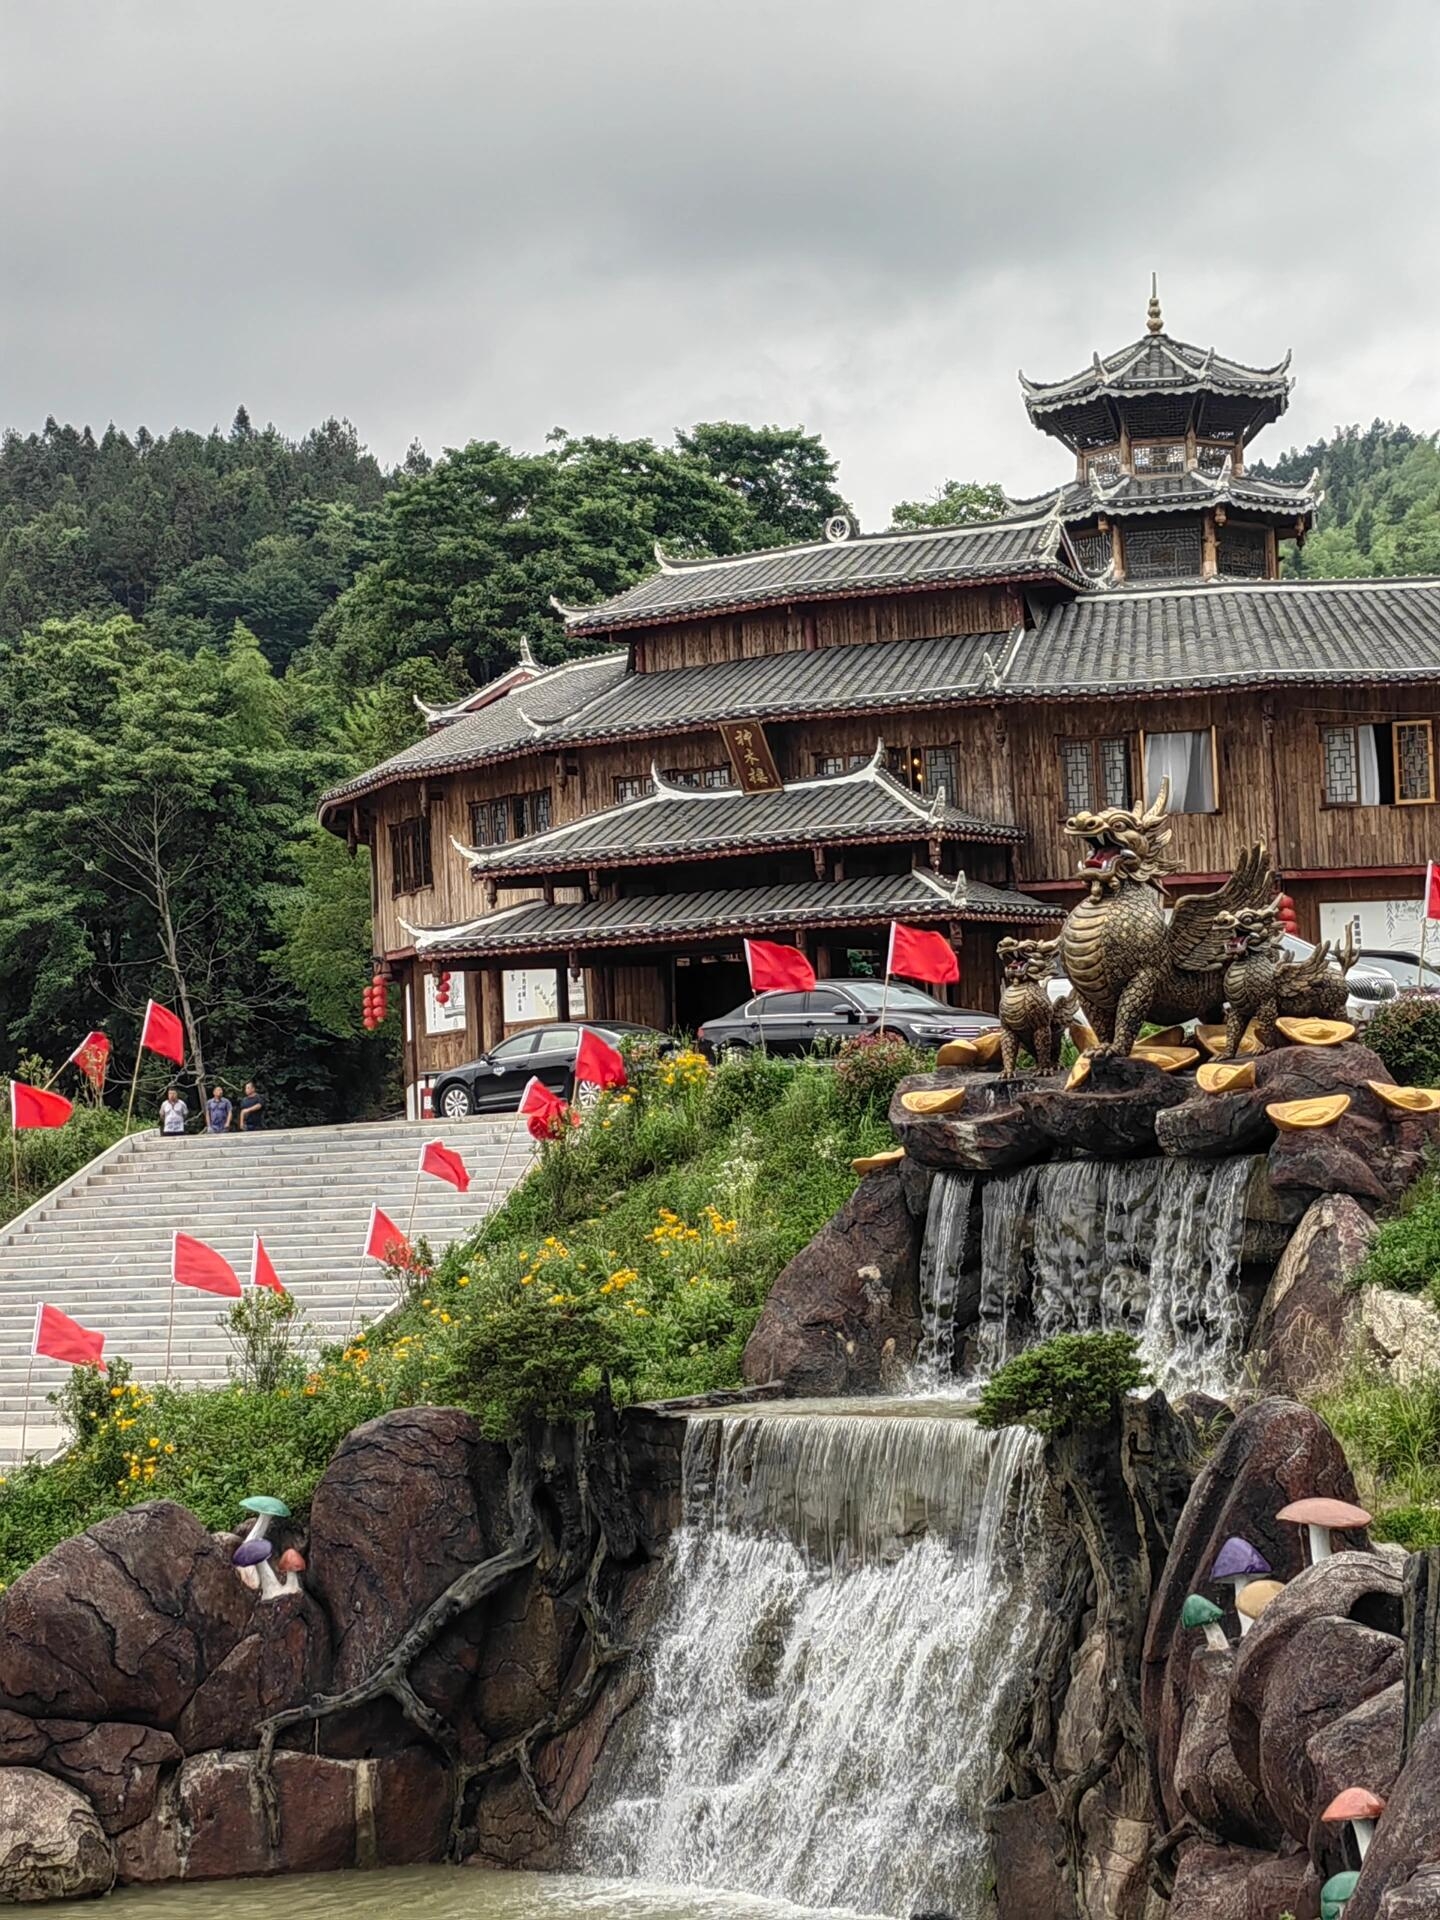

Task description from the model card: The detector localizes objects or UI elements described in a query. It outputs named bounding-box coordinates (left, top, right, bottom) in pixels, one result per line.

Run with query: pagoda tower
left=1016, top=279, right=1318, bottom=582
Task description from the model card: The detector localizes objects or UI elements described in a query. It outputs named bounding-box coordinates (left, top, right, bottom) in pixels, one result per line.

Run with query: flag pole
left=18, top=1309, right=39, bottom=1464
left=405, top=1148, right=425, bottom=1245
left=878, top=923, right=894, bottom=1035
left=123, top=1048, right=144, bottom=1131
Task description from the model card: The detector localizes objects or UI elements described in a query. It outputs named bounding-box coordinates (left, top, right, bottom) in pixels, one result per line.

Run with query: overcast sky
left=4, top=0, right=1439, bottom=527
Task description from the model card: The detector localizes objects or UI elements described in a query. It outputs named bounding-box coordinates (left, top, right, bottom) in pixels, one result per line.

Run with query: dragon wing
left=1167, top=844, right=1280, bottom=974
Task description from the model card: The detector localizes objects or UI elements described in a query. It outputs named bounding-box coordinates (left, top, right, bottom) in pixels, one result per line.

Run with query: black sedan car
left=431, top=1020, right=670, bottom=1118
left=696, top=979, right=996, bottom=1058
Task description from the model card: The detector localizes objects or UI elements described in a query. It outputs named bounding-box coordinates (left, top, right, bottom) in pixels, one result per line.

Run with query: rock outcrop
left=1248, top=1194, right=1375, bottom=1395
left=0, top=1769, right=115, bottom=1900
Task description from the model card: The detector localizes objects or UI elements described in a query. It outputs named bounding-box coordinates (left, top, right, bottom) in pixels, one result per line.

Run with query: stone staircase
left=0, top=1118, right=534, bottom=1458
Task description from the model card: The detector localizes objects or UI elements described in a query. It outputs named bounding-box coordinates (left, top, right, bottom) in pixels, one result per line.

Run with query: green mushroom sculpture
left=1319, top=1869, right=1359, bottom=1920
left=1180, top=1593, right=1228, bottom=1652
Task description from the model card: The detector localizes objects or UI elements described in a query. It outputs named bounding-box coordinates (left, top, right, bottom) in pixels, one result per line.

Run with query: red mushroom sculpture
left=1275, top=1496, right=1372, bottom=1566
left=1321, top=1786, right=1385, bottom=1861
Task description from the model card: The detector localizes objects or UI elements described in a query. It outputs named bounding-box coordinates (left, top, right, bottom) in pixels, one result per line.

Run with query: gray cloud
left=4, top=0, right=1439, bottom=527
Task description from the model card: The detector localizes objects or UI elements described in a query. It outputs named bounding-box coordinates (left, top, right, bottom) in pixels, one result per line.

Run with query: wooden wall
left=630, top=584, right=1023, bottom=673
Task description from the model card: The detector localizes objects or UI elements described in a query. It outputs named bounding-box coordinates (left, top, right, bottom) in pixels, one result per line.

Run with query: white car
left=1046, top=932, right=1396, bottom=1026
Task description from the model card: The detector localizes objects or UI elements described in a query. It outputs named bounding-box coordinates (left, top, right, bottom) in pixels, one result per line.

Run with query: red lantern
left=1276, top=893, right=1300, bottom=935
left=435, top=970, right=451, bottom=1007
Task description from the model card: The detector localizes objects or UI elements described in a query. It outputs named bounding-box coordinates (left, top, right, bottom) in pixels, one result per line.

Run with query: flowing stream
left=579, top=1401, right=1043, bottom=1918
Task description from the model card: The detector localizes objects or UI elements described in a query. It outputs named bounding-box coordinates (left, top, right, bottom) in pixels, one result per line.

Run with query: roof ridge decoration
left=1146, top=273, right=1163, bottom=335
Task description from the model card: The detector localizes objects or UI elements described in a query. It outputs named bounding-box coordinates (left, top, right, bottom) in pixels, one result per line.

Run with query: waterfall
left=579, top=1405, right=1043, bottom=1918
left=912, top=1172, right=974, bottom=1387
left=973, top=1155, right=1254, bottom=1397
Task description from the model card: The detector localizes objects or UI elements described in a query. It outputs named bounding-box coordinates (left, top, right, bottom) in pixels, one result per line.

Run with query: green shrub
left=222, top=1290, right=309, bottom=1393
left=976, top=1332, right=1150, bottom=1441
left=1355, top=1165, right=1440, bottom=1296
left=831, top=1031, right=929, bottom=1117
left=1366, top=992, right=1440, bottom=1087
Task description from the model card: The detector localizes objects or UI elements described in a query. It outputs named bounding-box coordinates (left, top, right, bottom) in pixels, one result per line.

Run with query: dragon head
left=1215, top=900, right=1283, bottom=959
left=997, top=935, right=1060, bottom=983
left=1063, top=777, right=1177, bottom=891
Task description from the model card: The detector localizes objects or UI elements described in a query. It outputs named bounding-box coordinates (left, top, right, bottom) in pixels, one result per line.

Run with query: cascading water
left=912, top=1171, right=974, bottom=1387
left=579, top=1403, right=1043, bottom=1918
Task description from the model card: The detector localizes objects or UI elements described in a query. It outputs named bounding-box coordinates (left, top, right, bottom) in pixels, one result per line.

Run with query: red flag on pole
left=140, top=1001, right=185, bottom=1065
left=886, top=920, right=960, bottom=986
left=67, top=1032, right=111, bottom=1092
left=172, top=1231, right=243, bottom=1297
left=32, top=1303, right=106, bottom=1371
left=744, top=938, right=816, bottom=994
left=1426, top=861, right=1440, bottom=920
left=363, top=1205, right=411, bottom=1265
left=419, top=1140, right=469, bottom=1193
left=574, top=1027, right=627, bottom=1090
left=10, top=1080, right=74, bottom=1130
left=251, top=1233, right=285, bottom=1295
left=518, top=1076, right=574, bottom=1141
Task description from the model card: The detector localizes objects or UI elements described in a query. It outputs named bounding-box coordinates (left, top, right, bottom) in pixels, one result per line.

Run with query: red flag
left=68, top=1031, right=111, bottom=1092
left=32, top=1303, right=106, bottom=1371
left=518, top=1075, right=574, bottom=1141
left=1426, top=862, right=1440, bottom=921
left=172, top=1231, right=242, bottom=1297
left=419, top=1140, right=470, bottom=1193
left=363, top=1205, right=411, bottom=1265
left=744, top=938, right=816, bottom=994
left=10, top=1080, right=73, bottom=1130
left=140, top=1001, right=185, bottom=1065
left=251, top=1233, right=285, bottom=1295
left=574, top=1027, right=627, bottom=1090
left=886, top=920, right=960, bottom=986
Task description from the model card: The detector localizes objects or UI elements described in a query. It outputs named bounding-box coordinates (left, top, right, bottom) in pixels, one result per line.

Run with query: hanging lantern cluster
left=1276, top=893, right=1300, bottom=935
left=362, top=973, right=389, bottom=1030
left=435, top=970, right=452, bottom=1008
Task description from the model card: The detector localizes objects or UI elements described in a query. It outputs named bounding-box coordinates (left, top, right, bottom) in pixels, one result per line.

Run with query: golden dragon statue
left=1057, top=777, right=1278, bottom=1057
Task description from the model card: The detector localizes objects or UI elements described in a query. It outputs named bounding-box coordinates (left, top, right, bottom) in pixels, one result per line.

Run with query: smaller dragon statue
left=997, top=935, right=1078, bottom=1074
left=1217, top=902, right=1356, bottom=1054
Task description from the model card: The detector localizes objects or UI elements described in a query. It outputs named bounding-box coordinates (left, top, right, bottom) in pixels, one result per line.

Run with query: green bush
left=831, top=1031, right=930, bottom=1117
left=1366, top=992, right=1440, bottom=1087
left=1355, top=1163, right=1440, bottom=1296
left=976, top=1332, right=1150, bottom=1441
left=0, top=1097, right=138, bottom=1229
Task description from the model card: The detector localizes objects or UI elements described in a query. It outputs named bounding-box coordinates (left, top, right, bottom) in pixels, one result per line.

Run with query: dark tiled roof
left=459, top=756, right=1021, bottom=876
left=558, top=510, right=1082, bottom=633
left=1007, top=578, right=1440, bottom=696
left=1021, top=333, right=1293, bottom=415
left=403, top=869, right=1057, bottom=959
left=1014, top=469, right=1318, bottom=527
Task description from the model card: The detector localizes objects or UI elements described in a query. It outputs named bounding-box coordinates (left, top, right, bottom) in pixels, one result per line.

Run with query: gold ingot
left=1131, top=1045, right=1200, bottom=1073
left=1068, top=1021, right=1100, bottom=1051
left=936, top=1038, right=978, bottom=1068
left=969, top=1029, right=1005, bottom=1066
left=1275, top=1016, right=1356, bottom=1048
left=1265, top=1094, right=1351, bottom=1131
left=1368, top=1080, right=1440, bottom=1115
left=1197, top=1022, right=1263, bottom=1057
left=900, top=1087, right=967, bottom=1116
left=852, top=1147, right=905, bottom=1173
left=1197, top=1060, right=1257, bottom=1094
left=1143, top=1025, right=1188, bottom=1049
left=1066, top=1057, right=1092, bottom=1089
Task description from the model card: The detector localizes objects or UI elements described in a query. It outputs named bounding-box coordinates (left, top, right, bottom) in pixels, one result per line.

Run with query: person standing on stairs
left=159, top=1087, right=188, bottom=1138
left=238, top=1081, right=263, bottom=1130
left=206, top=1085, right=233, bottom=1133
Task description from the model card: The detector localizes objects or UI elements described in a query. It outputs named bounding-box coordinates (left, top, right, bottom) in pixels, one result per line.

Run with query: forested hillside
left=1252, top=421, right=1440, bottom=577
left=0, top=413, right=844, bottom=1123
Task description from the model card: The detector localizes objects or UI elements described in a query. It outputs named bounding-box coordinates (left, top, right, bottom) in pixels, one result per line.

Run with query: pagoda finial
left=1146, top=272, right=1163, bottom=334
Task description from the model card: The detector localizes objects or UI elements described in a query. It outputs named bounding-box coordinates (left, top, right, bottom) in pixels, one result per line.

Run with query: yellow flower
left=148, top=1436, right=160, bottom=1449
left=457, top=1276, right=470, bottom=1287
left=110, top=1386, right=122, bottom=1398
left=164, top=1443, right=175, bottom=1455
left=438, top=1310, right=451, bottom=1324
left=520, top=1273, right=535, bottom=1286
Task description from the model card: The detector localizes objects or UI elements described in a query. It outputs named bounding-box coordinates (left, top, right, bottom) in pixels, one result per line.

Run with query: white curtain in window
left=1145, top=731, right=1215, bottom=812
left=1357, top=724, right=1382, bottom=805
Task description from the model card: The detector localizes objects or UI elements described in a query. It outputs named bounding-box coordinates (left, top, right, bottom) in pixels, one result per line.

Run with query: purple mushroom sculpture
left=1208, top=1536, right=1272, bottom=1635
left=233, top=1534, right=283, bottom=1601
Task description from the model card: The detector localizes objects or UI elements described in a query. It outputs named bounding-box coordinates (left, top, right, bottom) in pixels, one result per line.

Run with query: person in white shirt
left=159, top=1088, right=188, bottom=1138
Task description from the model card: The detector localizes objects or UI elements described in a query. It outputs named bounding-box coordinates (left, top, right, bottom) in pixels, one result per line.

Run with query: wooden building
left=319, top=289, right=1440, bottom=1112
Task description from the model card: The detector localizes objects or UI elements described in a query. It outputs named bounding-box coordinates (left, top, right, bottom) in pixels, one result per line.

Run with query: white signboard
left=504, top=967, right=587, bottom=1025
left=1319, top=898, right=1424, bottom=956
left=423, top=968, right=467, bottom=1035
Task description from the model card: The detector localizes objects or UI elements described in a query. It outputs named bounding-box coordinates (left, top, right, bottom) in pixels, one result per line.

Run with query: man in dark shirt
left=239, top=1081, right=264, bottom=1130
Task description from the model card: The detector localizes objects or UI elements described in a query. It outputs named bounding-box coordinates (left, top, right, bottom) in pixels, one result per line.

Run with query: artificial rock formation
left=0, top=1769, right=115, bottom=1901
left=1248, top=1194, right=1377, bottom=1396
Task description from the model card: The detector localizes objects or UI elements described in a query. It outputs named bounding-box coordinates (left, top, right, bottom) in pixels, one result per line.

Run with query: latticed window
left=1322, top=726, right=1361, bottom=806
left=1196, top=442, right=1233, bottom=478
left=613, top=774, right=647, bottom=804
left=1131, top=442, right=1186, bottom=474
left=664, top=765, right=732, bottom=789
left=1073, top=529, right=1112, bottom=577
left=1124, top=523, right=1202, bottom=579
left=813, top=753, right=869, bottom=776
left=921, top=747, right=955, bottom=800
left=1396, top=721, right=1435, bottom=804
left=1218, top=525, right=1269, bottom=578
left=512, top=789, right=551, bottom=836
left=469, top=788, right=553, bottom=845
left=1059, top=737, right=1131, bottom=815
left=389, top=816, right=433, bottom=895
left=1084, top=448, right=1122, bottom=484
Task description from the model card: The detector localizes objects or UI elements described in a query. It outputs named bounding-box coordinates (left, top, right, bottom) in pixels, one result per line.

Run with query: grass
left=0, top=1040, right=918, bottom=1585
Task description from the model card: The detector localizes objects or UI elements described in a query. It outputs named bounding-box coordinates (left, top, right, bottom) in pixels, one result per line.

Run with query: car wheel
left=575, top=1079, right=603, bottom=1110
left=439, top=1084, right=473, bottom=1120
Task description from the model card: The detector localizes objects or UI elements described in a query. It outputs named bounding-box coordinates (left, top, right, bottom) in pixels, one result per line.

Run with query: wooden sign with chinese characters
left=719, top=720, right=783, bottom=794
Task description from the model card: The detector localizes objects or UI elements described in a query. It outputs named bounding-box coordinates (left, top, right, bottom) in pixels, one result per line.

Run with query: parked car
left=696, top=979, right=997, bottom=1059
left=430, top=1020, right=672, bottom=1118
left=1046, top=932, right=1397, bottom=1025
left=1357, top=948, right=1440, bottom=994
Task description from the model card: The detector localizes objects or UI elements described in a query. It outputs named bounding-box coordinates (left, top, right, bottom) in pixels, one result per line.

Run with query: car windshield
left=844, top=981, right=951, bottom=1014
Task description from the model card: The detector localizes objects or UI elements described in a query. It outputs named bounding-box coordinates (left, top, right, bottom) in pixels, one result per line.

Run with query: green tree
left=674, top=422, right=847, bottom=546
left=889, top=478, right=1007, bottom=530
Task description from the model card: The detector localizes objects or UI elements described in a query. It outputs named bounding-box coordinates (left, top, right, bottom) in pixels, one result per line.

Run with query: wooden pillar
left=588, top=967, right=612, bottom=1022
left=814, top=942, right=832, bottom=980
left=555, top=965, right=570, bottom=1021
left=1201, top=511, right=1218, bottom=581
left=1110, top=523, right=1125, bottom=581
left=480, top=965, right=505, bottom=1051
